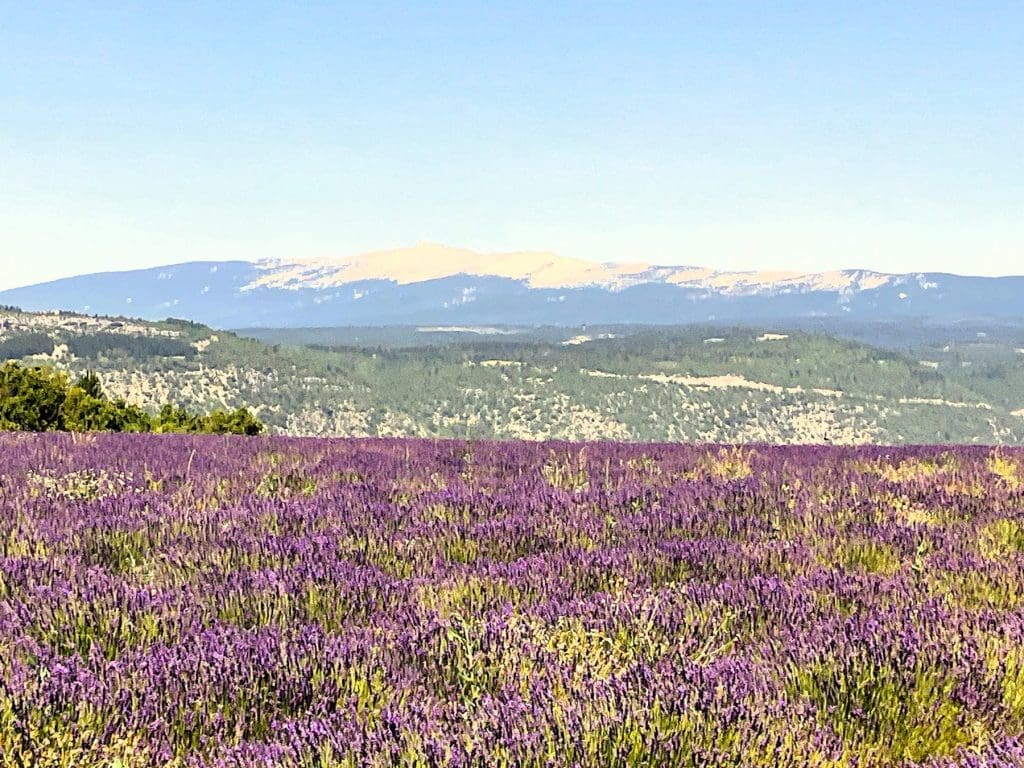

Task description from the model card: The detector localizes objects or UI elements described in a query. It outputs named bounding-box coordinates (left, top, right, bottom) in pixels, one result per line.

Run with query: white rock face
left=246, top=242, right=896, bottom=295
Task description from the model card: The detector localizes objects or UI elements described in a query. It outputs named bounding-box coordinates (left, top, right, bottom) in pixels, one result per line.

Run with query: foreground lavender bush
left=2, top=434, right=1024, bottom=767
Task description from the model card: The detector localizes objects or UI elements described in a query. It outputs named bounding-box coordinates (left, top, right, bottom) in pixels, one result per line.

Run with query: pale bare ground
left=733, top=402, right=879, bottom=445
left=99, top=366, right=270, bottom=411
left=581, top=369, right=996, bottom=413
left=583, top=368, right=779, bottom=392
left=583, top=369, right=841, bottom=398
left=416, top=326, right=516, bottom=335
left=562, top=333, right=616, bottom=345
left=0, top=310, right=181, bottom=340
left=639, top=372, right=786, bottom=392
left=191, top=335, right=218, bottom=352
left=247, top=242, right=655, bottom=291
left=244, top=242, right=901, bottom=294
left=897, top=397, right=992, bottom=410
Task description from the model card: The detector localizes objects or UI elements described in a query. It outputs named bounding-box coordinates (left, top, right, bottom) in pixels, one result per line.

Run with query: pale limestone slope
left=247, top=242, right=901, bottom=295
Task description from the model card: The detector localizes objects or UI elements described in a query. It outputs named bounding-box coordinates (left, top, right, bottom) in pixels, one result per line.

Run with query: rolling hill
left=2, top=307, right=1023, bottom=444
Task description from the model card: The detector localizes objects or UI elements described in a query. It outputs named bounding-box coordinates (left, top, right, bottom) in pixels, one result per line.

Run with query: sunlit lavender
left=2, top=433, right=1024, bottom=766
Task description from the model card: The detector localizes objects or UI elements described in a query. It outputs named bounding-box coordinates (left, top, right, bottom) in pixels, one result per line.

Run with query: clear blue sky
left=1, top=1, right=1021, bottom=289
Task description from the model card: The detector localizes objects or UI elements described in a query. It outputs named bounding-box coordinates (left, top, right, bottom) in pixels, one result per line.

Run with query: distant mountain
left=2, top=243, right=1022, bottom=328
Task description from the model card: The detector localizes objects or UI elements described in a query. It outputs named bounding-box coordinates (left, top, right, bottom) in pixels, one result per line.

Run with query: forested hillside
left=1, top=308, right=1022, bottom=444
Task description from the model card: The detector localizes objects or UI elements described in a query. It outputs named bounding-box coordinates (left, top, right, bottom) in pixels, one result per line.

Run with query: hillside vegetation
left=0, top=361, right=263, bottom=435
left=1, top=308, right=1022, bottom=444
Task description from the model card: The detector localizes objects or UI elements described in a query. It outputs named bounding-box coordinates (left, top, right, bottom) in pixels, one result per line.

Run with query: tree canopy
left=0, top=362, right=264, bottom=435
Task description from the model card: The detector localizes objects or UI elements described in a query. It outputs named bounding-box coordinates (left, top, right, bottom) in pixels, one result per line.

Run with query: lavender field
left=2, top=434, right=1024, bottom=767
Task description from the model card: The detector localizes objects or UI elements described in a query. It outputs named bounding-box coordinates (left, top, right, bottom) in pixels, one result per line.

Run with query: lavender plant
left=1, top=434, right=1023, bottom=766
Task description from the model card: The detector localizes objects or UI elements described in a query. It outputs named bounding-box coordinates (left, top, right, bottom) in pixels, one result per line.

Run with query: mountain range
left=2, top=243, right=1022, bottom=328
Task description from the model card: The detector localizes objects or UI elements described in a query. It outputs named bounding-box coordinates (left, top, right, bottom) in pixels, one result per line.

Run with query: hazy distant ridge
left=2, top=243, right=1022, bottom=328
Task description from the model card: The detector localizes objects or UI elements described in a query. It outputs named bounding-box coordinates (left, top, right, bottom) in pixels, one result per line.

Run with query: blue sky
left=1, top=1, right=1021, bottom=289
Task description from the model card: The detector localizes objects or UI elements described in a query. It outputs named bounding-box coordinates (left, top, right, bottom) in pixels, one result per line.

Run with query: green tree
left=0, top=362, right=261, bottom=435
left=202, top=407, right=265, bottom=436
left=61, top=387, right=151, bottom=433
left=0, top=362, right=68, bottom=431
left=75, top=370, right=104, bottom=399
left=153, top=403, right=203, bottom=434
left=114, top=400, right=153, bottom=433
left=61, top=387, right=117, bottom=431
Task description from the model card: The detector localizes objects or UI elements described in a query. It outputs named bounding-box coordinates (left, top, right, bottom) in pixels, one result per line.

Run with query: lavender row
left=1, top=434, right=1023, bottom=766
